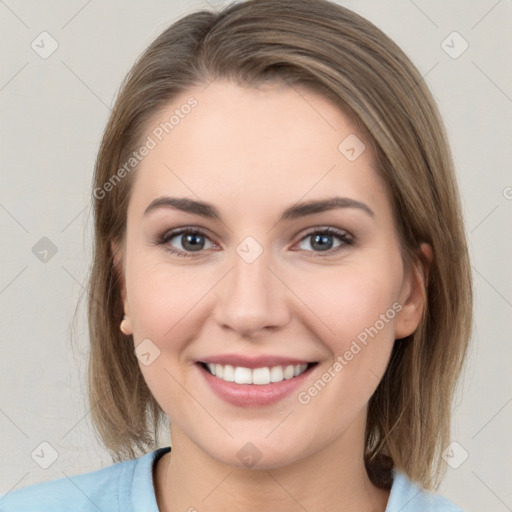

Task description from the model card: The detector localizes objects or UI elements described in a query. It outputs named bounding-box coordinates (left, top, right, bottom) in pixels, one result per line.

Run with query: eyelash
left=155, top=226, right=355, bottom=258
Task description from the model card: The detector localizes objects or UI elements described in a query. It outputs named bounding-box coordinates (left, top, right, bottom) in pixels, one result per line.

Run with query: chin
left=193, top=430, right=315, bottom=471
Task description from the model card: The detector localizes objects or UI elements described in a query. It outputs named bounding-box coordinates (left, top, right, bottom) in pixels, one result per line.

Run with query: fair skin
left=115, top=80, right=431, bottom=512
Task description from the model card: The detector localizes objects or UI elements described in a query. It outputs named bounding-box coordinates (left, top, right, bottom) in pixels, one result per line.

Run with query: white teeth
left=269, top=366, right=284, bottom=382
left=283, top=365, right=295, bottom=379
left=223, top=364, right=235, bottom=382
left=252, top=367, right=271, bottom=385
left=203, top=362, right=308, bottom=385
left=234, top=367, right=252, bottom=384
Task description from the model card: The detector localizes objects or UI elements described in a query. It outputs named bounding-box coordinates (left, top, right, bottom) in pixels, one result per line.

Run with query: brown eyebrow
left=143, top=196, right=375, bottom=221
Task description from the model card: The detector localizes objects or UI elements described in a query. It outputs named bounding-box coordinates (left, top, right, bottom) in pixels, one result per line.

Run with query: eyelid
left=157, top=226, right=219, bottom=254
left=290, top=226, right=354, bottom=255
left=297, top=226, right=353, bottom=243
left=157, top=225, right=354, bottom=257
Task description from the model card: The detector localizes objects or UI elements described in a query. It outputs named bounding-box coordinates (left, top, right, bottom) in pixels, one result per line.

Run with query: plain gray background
left=1, top=0, right=511, bottom=510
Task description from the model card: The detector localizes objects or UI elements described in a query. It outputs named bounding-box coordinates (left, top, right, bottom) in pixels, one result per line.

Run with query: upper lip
left=198, top=354, right=315, bottom=369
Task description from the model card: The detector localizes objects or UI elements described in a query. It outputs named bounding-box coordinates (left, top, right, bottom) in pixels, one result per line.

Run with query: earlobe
left=120, top=314, right=133, bottom=336
left=394, top=243, right=433, bottom=340
left=111, top=240, right=133, bottom=335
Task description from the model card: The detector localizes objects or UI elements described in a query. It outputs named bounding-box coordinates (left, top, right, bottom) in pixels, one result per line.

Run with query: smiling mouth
left=197, top=361, right=318, bottom=385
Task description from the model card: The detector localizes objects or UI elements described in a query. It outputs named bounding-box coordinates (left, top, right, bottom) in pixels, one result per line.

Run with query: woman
left=0, top=0, right=472, bottom=510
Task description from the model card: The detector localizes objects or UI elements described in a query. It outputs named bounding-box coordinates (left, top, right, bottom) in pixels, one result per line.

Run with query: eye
left=156, top=226, right=354, bottom=258
left=295, top=227, right=354, bottom=255
left=158, top=228, right=217, bottom=257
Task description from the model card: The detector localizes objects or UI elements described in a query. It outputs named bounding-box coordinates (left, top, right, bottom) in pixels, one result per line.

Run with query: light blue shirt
left=0, top=446, right=465, bottom=511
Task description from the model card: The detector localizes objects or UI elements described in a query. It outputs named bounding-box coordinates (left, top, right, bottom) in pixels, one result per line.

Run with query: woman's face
left=117, top=80, right=426, bottom=469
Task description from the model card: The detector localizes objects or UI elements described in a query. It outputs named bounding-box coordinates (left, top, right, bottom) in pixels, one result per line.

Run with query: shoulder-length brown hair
left=82, top=0, right=472, bottom=491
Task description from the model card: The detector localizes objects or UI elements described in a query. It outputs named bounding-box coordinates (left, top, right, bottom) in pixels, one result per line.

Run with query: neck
left=154, top=415, right=390, bottom=512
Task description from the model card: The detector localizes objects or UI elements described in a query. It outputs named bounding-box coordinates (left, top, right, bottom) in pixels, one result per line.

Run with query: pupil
left=312, top=234, right=332, bottom=251
left=183, top=233, right=204, bottom=251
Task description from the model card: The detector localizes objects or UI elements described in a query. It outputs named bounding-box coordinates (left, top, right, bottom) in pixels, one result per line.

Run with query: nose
left=212, top=245, right=291, bottom=339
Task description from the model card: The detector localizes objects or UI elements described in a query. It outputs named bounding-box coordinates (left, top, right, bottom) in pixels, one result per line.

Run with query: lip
left=196, top=360, right=317, bottom=407
left=198, top=353, right=313, bottom=369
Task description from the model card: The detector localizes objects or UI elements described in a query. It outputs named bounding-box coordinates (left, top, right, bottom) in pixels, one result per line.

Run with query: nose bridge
left=213, top=238, right=290, bottom=335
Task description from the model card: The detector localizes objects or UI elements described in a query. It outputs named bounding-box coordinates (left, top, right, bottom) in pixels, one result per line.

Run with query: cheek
left=291, top=270, right=399, bottom=425
left=126, top=251, right=210, bottom=341
left=292, top=262, right=401, bottom=408
left=296, top=264, right=400, bottom=348
left=124, top=256, right=209, bottom=418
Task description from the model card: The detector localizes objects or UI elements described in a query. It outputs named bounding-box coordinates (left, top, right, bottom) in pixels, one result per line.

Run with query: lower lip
left=196, top=363, right=315, bottom=407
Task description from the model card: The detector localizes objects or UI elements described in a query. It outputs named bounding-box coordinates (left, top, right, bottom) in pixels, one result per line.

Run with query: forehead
left=128, top=80, right=387, bottom=220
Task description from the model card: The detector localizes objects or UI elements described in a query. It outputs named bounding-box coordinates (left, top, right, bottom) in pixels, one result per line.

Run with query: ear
left=111, top=239, right=133, bottom=335
left=394, top=242, right=433, bottom=340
